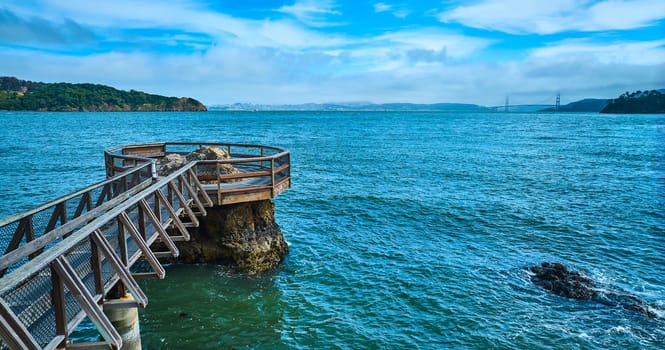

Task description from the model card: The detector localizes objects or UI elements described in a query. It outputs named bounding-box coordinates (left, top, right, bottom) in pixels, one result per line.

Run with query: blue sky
left=1, top=0, right=664, bottom=105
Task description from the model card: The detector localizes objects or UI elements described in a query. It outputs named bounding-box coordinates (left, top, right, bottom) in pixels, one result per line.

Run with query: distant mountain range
left=2, top=76, right=662, bottom=114
left=540, top=99, right=610, bottom=112
left=214, top=92, right=663, bottom=113
left=210, top=102, right=492, bottom=112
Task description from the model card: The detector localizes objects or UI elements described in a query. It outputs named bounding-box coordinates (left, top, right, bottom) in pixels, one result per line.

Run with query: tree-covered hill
left=540, top=98, right=609, bottom=112
left=0, top=77, right=206, bottom=112
left=600, top=90, right=665, bottom=114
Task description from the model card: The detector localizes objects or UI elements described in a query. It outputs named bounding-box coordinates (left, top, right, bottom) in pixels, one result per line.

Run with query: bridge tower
left=505, top=96, right=509, bottom=112
left=555, top=93, right=560, bottom=112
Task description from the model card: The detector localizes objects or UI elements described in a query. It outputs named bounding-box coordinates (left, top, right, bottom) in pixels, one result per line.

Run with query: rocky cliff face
left=175, top=200, right=288, bottom=273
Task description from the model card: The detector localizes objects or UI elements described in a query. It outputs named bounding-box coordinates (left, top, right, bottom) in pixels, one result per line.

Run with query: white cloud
left=379, top=29, right=493, bottom=59
left=2, top=42, right=663, bottom=106
left=438, top=0, right=665, bottom=34
left=528, top=39, right=665, bottom=66
left=276, top=0, right=343, bottom=27
left=6, top=0, right=346, bottom=49
left=392, top=9, right=410, bottom=18
left=373, top=2, right=410, bottom=18
left=1, top=0, right=663, bottom=106
left=374, top=3, right=392, bottom=13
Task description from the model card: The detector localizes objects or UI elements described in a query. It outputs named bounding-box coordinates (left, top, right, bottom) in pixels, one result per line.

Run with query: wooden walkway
left=0, top=142, right=290, bottom=349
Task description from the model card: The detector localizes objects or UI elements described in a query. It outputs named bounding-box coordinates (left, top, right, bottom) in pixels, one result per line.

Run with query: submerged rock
left=174, top=200, right=288, bottom=273
left=529, top=262, right=597, bottom=299
left=528, top=262, right=658, bottom=319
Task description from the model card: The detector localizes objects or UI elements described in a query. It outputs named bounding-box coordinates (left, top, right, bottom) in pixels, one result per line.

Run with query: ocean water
left=0, top=111, right=664, bottom=349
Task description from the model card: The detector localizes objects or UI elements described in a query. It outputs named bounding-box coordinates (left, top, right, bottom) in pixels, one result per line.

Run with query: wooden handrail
left=0, top=163, right=152, bottom=227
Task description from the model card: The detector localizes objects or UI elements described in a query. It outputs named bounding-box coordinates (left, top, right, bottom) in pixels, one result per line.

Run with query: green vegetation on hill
left=600, top=90, right=665, bottom=114
left=0, top=77, right=206, bottom=112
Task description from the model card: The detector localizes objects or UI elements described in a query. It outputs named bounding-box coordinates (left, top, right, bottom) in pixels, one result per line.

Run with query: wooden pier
left=0, top=142, right=290, bottom=349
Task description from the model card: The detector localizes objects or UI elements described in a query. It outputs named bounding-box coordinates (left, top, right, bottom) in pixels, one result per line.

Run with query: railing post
left=216, top=162, right=222, bottom=206
left=150, top=160, right=157, bottom=180
left=51, top=264, right=67, bottom=348
left=270, top=158, right=275, bottom=197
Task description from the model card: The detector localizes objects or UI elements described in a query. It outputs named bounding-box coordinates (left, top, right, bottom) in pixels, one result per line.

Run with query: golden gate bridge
left=489, top=93, right=561, bottom=112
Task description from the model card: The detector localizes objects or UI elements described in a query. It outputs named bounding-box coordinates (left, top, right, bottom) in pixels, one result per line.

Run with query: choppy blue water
left=1, top=111, right=664, bottom=349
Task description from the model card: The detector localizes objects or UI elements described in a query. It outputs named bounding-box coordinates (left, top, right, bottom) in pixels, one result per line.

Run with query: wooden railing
left=0, top=163, right=154, bottom=277
left=105, top=142, right=291, bottom=205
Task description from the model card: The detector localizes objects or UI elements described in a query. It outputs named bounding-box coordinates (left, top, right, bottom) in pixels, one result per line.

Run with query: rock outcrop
left=528, top=262, right=658, bottom=318
left=529, top=262, right=596, bottom=299
left=156, top=145, right=240, bottom=179
left=174, top=200, right=288, bottom=274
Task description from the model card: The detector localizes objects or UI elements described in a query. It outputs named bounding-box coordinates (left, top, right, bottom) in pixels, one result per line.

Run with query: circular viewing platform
left=104, top=142, right=291, bottom=206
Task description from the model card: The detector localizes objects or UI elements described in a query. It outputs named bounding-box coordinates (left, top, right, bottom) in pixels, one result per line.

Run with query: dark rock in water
left=528, top=262, right=658, bottom=319
left=174, top=200, right=288, bottom=274
left=529, top=262, right=597, bottom=299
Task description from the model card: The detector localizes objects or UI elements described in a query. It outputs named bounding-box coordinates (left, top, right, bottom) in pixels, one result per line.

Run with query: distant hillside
left=540, top=98, right=609, bottom=112
left=210, top=102, right=490, bottom=112
left=600, top=90, right=665, bottom=114
left=0, top=77, right=206, bottom=112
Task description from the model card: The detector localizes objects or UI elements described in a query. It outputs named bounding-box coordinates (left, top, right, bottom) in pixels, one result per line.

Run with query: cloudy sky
left=1, top=0, right=664, bottom=106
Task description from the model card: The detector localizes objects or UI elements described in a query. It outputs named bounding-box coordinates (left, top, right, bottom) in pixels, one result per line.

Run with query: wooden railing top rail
left=104, top=142, right=291, bottom=206
left=106, top=141, right=287, bottom=155
left=0, top=163, right=152, bottom=228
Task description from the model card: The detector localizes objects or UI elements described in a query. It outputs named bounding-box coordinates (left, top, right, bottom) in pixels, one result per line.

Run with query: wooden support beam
left=138, top=200, right=178, bottom=258
left=0, top=298, right=41, bottom=350
left=0, top=217, right=30, bottom=277
left=130, top=272, right=159, bottom=279
left=117, top=217, right=127, bottom=267
left=51, top=264, right=68, bottom=349
left=152, top=192, right=161, bottom=222
left=117, top=214, right=165, bottom=279
left=45, top=203, right=67, bottom=234
left=179, top=174, right=206, bottom=218
left=51, top=257, right=122, bottom=349
left=91, top=230, right=148, bottom=308
left=73, top=192, right=92, bottom=219
left=155, top=190, right=189, bottom=241
left=137, top=204, right=146, bottom=242
left=187, top=168, right=213, bottom=208
left=90, top=238, right=104, bottom=296
left=169, top=180, right=198, bottom=227
left=96, top=184, right=111, bottom=208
